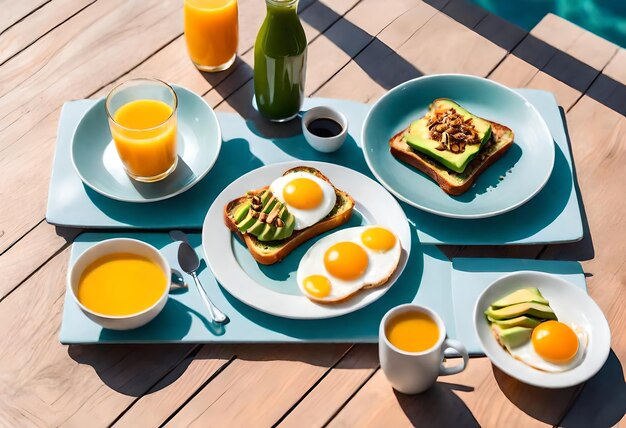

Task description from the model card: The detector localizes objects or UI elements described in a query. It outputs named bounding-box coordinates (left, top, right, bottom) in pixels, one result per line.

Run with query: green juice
left=254, top=0, right=307, bottom=122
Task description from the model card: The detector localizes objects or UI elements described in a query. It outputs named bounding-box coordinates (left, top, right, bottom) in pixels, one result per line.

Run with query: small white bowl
left=473, top=271, right=611, bottom=389
left=68, top=238, right=172, bottom=330
left=302, top=106, right=348, bottom=153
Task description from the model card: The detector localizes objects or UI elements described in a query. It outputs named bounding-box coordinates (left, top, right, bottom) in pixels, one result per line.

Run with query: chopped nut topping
left=246, top=193, right=290, bottom=227
left=426, top=107, right=481, bottom=154
left=266, top=204, right=280, bottom=224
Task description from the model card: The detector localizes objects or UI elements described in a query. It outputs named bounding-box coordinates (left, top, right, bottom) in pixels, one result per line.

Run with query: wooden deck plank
left=0, top=0, right=49, bottom=33
left=317, top=9, right=506, bottom=101
left=277, top=344, right=379, bottom=428
left=0, top=0, right=95, bottom=66
left=603, top=48, right=626, bottom=85
left=0, top=248, right=195, bottom=427
left=530, top=13, right=618, bottom=71
left=164, top=345, right=349, bottom=427
left=0, top=222, right=70, bottom=301
left=112, top=346, right=235, bottom=428
left=530, top=13, right=584, bottom=53
left=0, top=0, right=184, bottom=253
left=327, top=357, right=581, bottom=427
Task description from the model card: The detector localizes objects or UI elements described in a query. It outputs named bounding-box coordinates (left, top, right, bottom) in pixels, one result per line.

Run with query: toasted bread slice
left=390, top=120, right=515, bottom=196
left=224, top=166, right=355, bottom=265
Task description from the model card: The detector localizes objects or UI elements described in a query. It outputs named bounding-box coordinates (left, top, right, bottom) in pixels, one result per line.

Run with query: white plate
left=202, top=161, right=411, bottom=319
left=474, top=271, right=611, bottom=388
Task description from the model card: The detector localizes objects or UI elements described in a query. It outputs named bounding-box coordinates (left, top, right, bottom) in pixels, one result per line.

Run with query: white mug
left=379, top=304, right=469, bottom=394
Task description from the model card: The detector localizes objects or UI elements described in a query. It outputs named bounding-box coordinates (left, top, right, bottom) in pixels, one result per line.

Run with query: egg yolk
left=324, top=241, right=369, bottom=280
left=283, top=178, right=324, bottom=210
left=361, top=227, right=396, bottom=252
left=303, top=275, right=332, bottom=298
left=531, top=320, right=579, bottom=363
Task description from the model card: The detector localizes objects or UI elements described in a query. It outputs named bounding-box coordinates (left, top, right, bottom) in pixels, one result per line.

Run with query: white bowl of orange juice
left=68, top=238, right=172, bottom=330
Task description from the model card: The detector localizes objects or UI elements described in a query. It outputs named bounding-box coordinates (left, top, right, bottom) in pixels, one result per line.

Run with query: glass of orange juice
left=184, top=0, right=239, bottom=72
left=105, top=79, right=178, bottom=182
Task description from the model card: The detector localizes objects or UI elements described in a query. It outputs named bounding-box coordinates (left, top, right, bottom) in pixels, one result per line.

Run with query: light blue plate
left=362, top=74, right=555, bottom=219
left=71, top=85, right=221, bottom=203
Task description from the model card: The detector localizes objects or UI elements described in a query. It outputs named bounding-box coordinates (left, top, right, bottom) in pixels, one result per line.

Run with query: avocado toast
left=224, top=166, right=355, bottom=265
left=389, top=98, right=515, bottom=196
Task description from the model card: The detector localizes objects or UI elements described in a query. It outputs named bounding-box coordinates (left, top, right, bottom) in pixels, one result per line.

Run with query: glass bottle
left=254, top=0, right=307, bottom=122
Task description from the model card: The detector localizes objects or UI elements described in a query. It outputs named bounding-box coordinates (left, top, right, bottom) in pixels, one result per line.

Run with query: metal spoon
left=170, top=231, right=229, bottom=324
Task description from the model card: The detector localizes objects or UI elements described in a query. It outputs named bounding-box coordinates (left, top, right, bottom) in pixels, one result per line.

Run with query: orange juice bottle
left=184, top=0, right=238, bottom=72
left=106, top=79, right=178, bottom=182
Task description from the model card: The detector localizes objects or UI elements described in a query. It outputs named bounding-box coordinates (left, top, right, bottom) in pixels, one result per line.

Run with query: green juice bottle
left=254, top=0, right=307, bottom=122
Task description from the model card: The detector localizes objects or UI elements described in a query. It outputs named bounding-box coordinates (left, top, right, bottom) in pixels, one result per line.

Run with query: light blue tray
left=46, top=92, right=582, bottom=245
left=59, top=233, right=585, bottom=355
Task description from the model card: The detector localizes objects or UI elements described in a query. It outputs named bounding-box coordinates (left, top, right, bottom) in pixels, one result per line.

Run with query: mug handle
left=439, top=338, right=469, bottom=376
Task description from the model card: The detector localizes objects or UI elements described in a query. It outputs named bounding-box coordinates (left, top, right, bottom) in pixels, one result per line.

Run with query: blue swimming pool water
left=469, top=0, right=626, bottom=48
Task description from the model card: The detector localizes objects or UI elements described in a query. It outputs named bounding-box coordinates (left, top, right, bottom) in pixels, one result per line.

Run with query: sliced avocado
left=233, top=202, right=250, bottom=223
left=237, top=190, right=296, bottom=242
left=404, top=99, right=492, bottom=173
left=260, top=189, right=272, bottom=204
left=485, top=302, right=557, bottom=321
left=273, top=211, right=296, bottom=241
left=247, top=219, right=266, bottom=236
left=491, top=287, right=548, bottom=309
left=269, top=207, right=288, bottom=241
left=237, top=210, right=258, bottom=232
left=262, top=196, right=278, bottom=214
left=491, top=324, right=533, bottom=349
left=257, top=223, right=276, bottom=242
left=487, top=315, right=543, bottom=329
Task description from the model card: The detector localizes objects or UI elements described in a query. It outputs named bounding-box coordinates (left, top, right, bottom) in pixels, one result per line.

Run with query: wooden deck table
left=0, top=0, right=624, bottom=426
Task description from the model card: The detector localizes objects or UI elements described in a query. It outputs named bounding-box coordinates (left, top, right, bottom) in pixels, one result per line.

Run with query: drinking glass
left=184, top=0, right=239, bottom=72
left=105, top=78, right=178, bottom=182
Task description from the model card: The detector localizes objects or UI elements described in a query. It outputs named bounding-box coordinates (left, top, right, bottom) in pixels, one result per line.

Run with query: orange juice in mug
left=184, top=0, right=238, bottom=72
left=106, top=79, right=178, bottom=182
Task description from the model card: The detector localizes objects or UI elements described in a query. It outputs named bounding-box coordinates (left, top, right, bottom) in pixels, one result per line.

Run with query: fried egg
left=297, top=226, right=401, bottom=303
left=507, top=321, right=588, bottom=372
left=269, top=171, right=336, bottom=231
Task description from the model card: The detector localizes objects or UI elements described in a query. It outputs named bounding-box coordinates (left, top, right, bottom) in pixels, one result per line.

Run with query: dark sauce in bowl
left=307, top=118, right=343, bottom=138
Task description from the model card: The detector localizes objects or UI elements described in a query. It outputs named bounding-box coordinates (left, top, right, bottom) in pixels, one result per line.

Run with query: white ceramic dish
left=302, top=106, right=348, bottom=153
left=473, top=271, right=611, bottom=388
left=68, top=238, right=172, bottom=330
left=202, top=161, right=411, bottom=319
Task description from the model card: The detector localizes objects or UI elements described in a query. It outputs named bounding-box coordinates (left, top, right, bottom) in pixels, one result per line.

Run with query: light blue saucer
left=362, top=74, right=555, bottom=219
left=71, top=85, right=221, bottom=203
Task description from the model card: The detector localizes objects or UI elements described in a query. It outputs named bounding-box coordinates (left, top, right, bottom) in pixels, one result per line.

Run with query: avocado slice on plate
left=487, top=315, right=544, bottom=329
left=491, top=324, right=533, bottom=349
left=491, top=287, right=549, bottom=309
left=485, top=302, right=557, bottom=321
